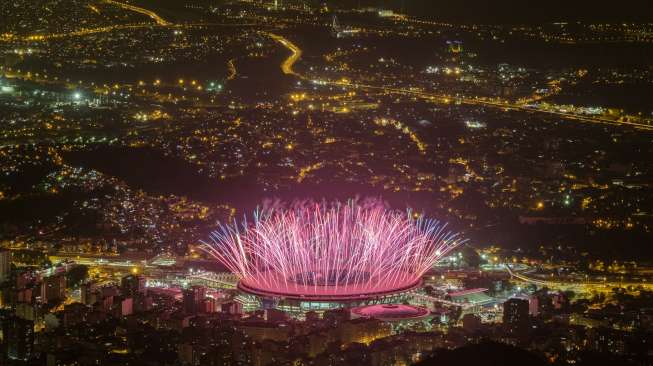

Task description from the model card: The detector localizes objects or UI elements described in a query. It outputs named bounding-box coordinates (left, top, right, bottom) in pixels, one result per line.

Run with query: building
left=377, top=9, right=395, bottom=17
left=323, top=308, right=351, bottom=326
left=3, top=316, right=34, bottom=361
left=552, top=292, right=566, bottom=309
left=447, top=40, right=464, bottom=54
left=81, top=282, right=96, bottom=305
left=62, top=303, right=88, bottom=327
left=0, top=249, right=11, bottom=282
left=339, top=318, right=392, bottom=345
left=121, top=275, right=145, bottom=297
left=237, top=321, right=292, bottom=342
left=134, top=294, right=153, bottom=313
left=121, top=297, right=133, bottom=316
left=202, top=297, right=218, bottom=313
left=40, top=274, right=66, bottom=303
left=462, top=313, right=483, bottom=333
left=222, top=301, right=243, bottom=316
left=447, top=288, right=496, bottom=313
left=15, top=303, right=37, bottom=322
left=528, top=295, right=539, bottom=316
left=178, top=343, right=202, bottom=366
left=100, top=296, right=114, bottom=313
left=183, top=286, right=206, bottom=314
left=16, top=287, right=35, bottom=304
left=203, top=202, right=464, bottom=318
left=350, top=304, right=432, bottom=334
left=264, top=308, right=289, bottom=322
left=350, top=304, right=430, bottom=323
left=503, top=298, right=530, bottom=336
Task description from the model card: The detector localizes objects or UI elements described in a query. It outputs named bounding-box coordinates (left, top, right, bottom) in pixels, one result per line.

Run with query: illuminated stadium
left=351, top=304, right=431, bottom=322
left=202, top=199, right=465, bottom=312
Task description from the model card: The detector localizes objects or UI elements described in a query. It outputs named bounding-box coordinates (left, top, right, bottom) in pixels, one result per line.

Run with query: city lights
left=1, top=0, right=652, bottom=364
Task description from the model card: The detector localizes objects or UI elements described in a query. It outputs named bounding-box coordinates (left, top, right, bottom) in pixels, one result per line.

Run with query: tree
left=417, top=342, right=547, bottom=366
left=424, top=285, right=436, bottom=296
left=448, top=307, right=462, bottom=326
left=563, top=290, right=576, bottom=301
left=66, top=265, right=89, bottom=288
left=460, top=245, right=482, bottom=268
left=12, top=249, right=48, bottom=266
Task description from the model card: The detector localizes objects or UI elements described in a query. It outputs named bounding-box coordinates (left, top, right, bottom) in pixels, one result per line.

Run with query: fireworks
left=201, top=200, right=466, bottom=300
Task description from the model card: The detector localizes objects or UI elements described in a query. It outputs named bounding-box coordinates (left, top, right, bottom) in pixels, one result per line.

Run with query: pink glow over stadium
left=201, top=199, right=466, bottom=300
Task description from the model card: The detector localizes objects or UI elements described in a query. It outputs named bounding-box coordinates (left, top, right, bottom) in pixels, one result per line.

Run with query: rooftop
left=350, top=304, right=430, bottom=321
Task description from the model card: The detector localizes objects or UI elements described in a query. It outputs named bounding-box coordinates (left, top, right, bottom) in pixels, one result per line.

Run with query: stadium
left=351, top=304, right=431, bottom=322
left=202, top=200, right=465, bottom=315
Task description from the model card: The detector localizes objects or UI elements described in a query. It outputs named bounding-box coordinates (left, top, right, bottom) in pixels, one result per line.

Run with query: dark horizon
left=328, top=0, right=653, bottom=23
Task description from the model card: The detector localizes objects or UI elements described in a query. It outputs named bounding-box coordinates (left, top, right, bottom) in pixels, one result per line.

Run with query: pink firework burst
left=201, top=200, right=466, bottom=300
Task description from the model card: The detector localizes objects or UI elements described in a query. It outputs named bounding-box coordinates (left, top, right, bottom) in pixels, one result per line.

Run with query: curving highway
left=506, top=265, right=653, bottom=291
left=103, top=0, right=170, bottom=26
left=268, top=32, right=653, bottom=131
left=267, top=32, right=303, bottom=78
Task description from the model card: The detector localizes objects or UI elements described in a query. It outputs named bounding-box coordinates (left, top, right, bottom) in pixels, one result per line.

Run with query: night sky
left=329, top=0, right=653, bottom=23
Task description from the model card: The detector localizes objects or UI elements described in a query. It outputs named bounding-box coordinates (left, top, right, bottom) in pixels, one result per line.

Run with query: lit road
left=267, top=32, right=303, bottom=77
left=227, top=58, right=237, bottom=81
left=410, top=292, right=470, bottom=309
left=103, top=0, right=170, bottom=26
left=268, top=33, right=653, bottom=131
left=506, top=265, right=653, bottom=291
left=333, top=82, right=653, bottom=131
left=12, top=0, right=172, bottom=41
left=3, top=22, right=264, bottom=43
left=17, top=23, right=166, bottom=42
left=48, top=252, right=238, bottom=289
